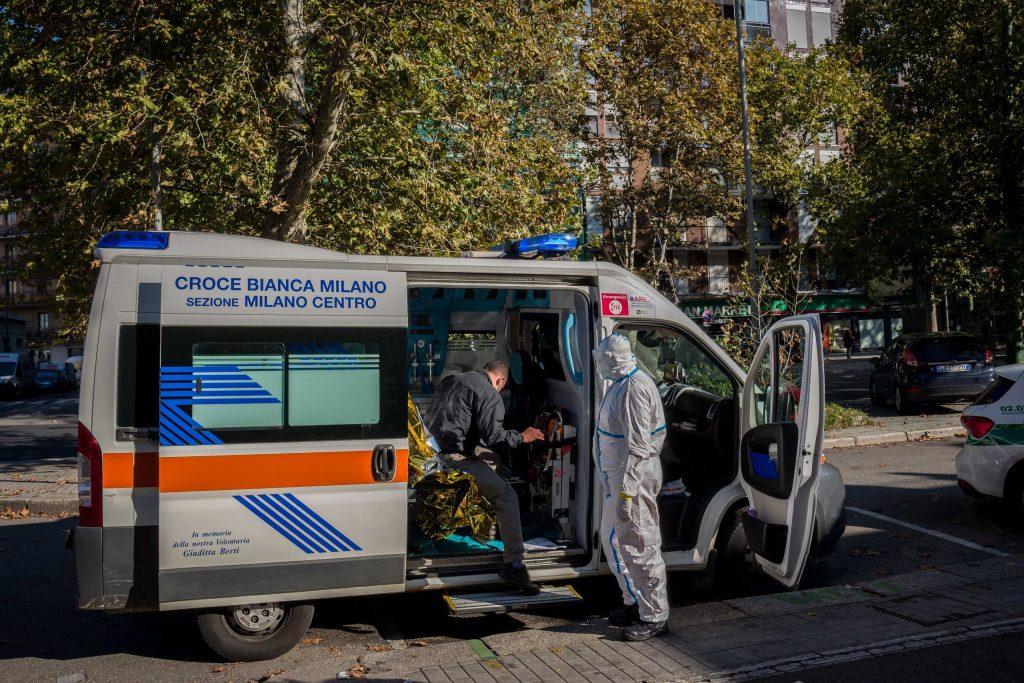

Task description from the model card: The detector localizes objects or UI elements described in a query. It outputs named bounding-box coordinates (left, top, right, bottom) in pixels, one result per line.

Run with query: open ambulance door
left=737, top=314, right=824, bottom=589
left=155, top=264, right=409, bottom=610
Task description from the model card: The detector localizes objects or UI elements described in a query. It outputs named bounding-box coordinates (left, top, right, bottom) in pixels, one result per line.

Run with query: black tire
left=714, top=509, right=778, bottom=596
left=894, top=386, right=917, bottom=415
left=1003, top=466, right=1024, bottom=513
left=197, top=602, right=314, bottom=662
left=869, top=377, right=886, bottom=407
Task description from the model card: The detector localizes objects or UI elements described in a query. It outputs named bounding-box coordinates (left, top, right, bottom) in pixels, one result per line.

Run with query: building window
left=811, top=6, right=832, bottom=46
left=745, top=0, right=770, bottom=25
left=604, top=113, right=621, bottom=139
left=37, top=312, right=51, bottom=331
left=786, top=5, right=809, bottom=50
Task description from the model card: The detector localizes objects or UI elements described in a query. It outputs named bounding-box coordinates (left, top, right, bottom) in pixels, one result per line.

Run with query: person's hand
left=615, top=492, right=632, bottom=524
left=520, top=427, right=545, bottom=444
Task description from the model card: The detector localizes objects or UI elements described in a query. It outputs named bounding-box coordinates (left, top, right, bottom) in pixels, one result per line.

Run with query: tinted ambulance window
left=190, top=342, right=285, bottom=429
left=161, top=326, right=405, bottom=444
left=117, top=324, right=160, bottom=429
left=288, top=344, right=381, bottom=426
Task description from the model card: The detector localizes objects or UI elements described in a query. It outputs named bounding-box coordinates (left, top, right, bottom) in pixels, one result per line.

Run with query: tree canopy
left=0, top=0, right=586, bottom=330
left=813, top=0, right=1024, bottom=346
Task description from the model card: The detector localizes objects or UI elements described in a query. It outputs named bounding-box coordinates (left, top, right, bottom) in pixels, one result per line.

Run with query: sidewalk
left=823, top=410, right=965, bottom=451
left=294, top=556, right=1024, bottom=683
left=0, top=461, right=77, bottom=516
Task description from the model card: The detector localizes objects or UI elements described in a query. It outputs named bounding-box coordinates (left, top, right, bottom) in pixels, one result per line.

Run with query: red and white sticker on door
left=601, top=292, right=629, bottom=317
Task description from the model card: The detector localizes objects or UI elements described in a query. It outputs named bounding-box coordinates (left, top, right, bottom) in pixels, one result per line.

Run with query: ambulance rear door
left=737, top=314, right=825, bottom=588
left=157, top=264, right=408, bottom=608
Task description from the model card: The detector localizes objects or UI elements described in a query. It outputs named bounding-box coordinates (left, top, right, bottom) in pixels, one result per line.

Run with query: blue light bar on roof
left=96, top=231, right=170, bottom=250
left=495, top=232, right=578, bottom=258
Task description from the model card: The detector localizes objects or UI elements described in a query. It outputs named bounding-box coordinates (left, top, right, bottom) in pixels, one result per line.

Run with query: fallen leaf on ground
left=325, top=646, right=341, bottom=654
left=411, top=640, right=428, bottom=647
left=343, top=663, right=367, bottom=678
left=301, top=637, right=323, bottom=645
left=256, top=669, right=287, bottom=681
left=210, top=665, right=227, bottom=673
left=366, top=644, right=391, bottom=652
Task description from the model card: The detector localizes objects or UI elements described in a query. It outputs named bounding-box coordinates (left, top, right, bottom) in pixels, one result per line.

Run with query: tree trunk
left=263, top=1, right=356, bottom=243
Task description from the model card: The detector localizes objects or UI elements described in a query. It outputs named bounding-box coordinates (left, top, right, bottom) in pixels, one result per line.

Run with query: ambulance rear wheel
left=197, top=602, right=315, bottom=662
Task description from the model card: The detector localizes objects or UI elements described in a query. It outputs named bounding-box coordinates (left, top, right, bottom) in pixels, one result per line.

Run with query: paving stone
left=937, top=556, right=1024, bottom=582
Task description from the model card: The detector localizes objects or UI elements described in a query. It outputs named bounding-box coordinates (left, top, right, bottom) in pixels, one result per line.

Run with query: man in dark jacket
left=426, top=360, right=545, bottom=593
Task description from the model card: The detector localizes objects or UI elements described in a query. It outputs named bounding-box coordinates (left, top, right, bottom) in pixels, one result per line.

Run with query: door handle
left=371, top=444, right=397, bottom=482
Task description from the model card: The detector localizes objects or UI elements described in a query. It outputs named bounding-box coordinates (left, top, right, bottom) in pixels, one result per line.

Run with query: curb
left=824, top=426, right=965, bottom=450
left=1, top=497, right=78, bottom=517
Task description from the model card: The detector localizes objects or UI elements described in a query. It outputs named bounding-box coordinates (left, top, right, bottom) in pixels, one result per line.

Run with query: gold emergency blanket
left=408, top=395, right=496, bottom=542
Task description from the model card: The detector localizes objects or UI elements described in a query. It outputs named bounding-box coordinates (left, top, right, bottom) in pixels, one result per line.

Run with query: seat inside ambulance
left=406, top=287, right=591, bottom=570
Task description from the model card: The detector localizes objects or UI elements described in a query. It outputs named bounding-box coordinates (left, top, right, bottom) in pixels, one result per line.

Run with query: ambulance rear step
left=444, top=585, right=583, bottom=615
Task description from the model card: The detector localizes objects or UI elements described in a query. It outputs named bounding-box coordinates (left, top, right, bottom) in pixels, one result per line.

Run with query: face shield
left=593, top=333, right=637, bottom=380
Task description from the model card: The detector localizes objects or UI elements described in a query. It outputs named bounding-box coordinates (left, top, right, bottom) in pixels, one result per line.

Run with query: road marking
left=847, top=506, right=1010, bottom=557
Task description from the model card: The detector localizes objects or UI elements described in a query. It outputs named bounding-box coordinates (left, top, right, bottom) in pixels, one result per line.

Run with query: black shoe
left=499, top=563, right=540, bottom=595
left=608, top=603, right=640, bottom=627
left=623, top=619, right=669, bottom=642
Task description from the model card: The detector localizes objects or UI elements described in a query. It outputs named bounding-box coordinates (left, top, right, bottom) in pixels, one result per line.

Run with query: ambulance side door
left=156, top=265, right=408, bottom=608
left=737, top=314, right=824, bottom=588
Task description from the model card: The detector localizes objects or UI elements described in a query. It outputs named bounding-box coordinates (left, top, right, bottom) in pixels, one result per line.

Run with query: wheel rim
left=226, top=603, right=286, bottom=638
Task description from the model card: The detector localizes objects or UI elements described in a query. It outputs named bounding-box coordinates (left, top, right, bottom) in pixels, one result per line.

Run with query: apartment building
left=0, top=206, right=82, bottom=361
left=585, top=0, right=875, bottom=342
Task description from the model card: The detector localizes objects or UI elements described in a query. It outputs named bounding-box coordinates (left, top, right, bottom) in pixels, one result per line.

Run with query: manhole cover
left=871, top=593, right=991, bottom=626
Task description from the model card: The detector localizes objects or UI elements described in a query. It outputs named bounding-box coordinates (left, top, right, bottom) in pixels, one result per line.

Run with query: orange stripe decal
left=103, top=452, right=159, bottom=488
left=158, top=449, right=409, bottom=493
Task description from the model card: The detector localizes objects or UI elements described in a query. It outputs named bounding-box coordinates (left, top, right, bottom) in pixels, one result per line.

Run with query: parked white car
left=956, top=364, right=1024, bottom=507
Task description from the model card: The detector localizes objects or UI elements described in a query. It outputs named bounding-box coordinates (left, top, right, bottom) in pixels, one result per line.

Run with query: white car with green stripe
left=956, top=364, right=1024, bottom=507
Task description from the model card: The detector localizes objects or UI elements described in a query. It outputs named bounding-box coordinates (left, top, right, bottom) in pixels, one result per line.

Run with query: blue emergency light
left=494, top=232, right=578, bottom=258
left=96, top=231, right=170, bottom=250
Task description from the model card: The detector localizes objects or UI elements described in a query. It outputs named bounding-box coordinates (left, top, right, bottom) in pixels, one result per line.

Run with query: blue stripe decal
left=234, top=493, right=362, bottom=554
left=256, top=495, right=329, bottom=553
left=234, top=495, right=314, bottom=554
left=246, top=495, right=327, bottom=553
left=187, top=397, right=281, bottom=405
left=284, top=493, right=363, bottom=551
left=597, top=428, right=625, bottom=439
left=651, top=424, right=667, bottom=435
left=609, top=528, right=638, bottom=602
left=270, top=493, right=345, bottom=552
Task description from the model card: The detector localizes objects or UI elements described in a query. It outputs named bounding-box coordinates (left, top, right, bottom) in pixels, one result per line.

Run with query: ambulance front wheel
left=197, top=602, right=315, bottom=662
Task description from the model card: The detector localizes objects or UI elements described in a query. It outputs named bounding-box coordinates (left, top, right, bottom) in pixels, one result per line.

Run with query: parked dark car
left=869, top=333, right=995, bottom=414
left=32, top=367, right=71, bottom=393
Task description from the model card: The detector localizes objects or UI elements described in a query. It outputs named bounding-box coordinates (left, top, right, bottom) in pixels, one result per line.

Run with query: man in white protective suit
left=593, top=333, right=670, bottom=641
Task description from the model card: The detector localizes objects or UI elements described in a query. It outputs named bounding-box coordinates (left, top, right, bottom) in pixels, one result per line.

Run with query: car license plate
left=933, top=363, right=972, bottom=373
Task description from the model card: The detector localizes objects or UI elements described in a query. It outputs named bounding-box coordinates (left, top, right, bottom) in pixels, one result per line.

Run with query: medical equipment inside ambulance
left=405, top=286, right=588, bottom=567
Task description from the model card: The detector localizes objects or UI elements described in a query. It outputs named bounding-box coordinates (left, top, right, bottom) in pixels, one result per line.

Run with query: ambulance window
left=117, top=324, right=160, bottom=429
left=160, top=326, right=406, bottom=443
left=288, top=344, right=381, bottom=426
left=616, top=324, right=735, bottom=400
left=189, top=343, right=286, bottom=429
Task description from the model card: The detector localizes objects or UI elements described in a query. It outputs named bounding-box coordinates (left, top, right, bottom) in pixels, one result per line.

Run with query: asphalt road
left=762, top=630, right=1024, bottom=683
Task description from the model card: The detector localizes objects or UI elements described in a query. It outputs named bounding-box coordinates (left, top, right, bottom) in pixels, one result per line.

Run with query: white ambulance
left=70, top=230, right=845, bottom=661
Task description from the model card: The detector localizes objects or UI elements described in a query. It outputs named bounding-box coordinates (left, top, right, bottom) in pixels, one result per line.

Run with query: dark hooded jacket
left=425, top=370, right=523, bottom=455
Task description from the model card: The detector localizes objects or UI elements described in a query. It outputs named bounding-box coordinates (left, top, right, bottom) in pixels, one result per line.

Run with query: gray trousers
left=448, top=450, right=525, bottom=564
